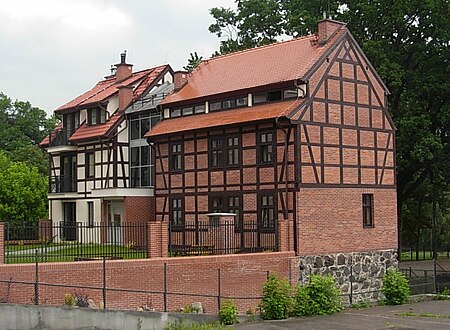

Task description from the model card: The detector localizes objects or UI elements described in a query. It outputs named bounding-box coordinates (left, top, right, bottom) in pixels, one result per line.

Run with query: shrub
left=434, top=287, right=449, bottom=300
left=381, top=268, right=410, bottom=305
left=259, top=274, right=293, bottom=320
left=63, top=293, right=75, bottom=307
left=291, top=274, right=342, bottom=317
left=219, top=299, right=237, bottom=325
left=307, top=274, right=343, bottom=315
left=291, top=285, right=311, bottom=317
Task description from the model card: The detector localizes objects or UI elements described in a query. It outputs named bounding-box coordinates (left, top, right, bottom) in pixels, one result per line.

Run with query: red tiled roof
left=56, top=65, right=168, bottom=112
left=162, top=28, right=345, bottom=105
left=146, top=99, right=303, bottom=138
left=68, top=112, right=122, bottom=142
left=40, top=65, right=169, bottom=146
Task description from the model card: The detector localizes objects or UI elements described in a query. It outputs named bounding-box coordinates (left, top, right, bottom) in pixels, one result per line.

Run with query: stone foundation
left=297, top=250, right=398, bottom=303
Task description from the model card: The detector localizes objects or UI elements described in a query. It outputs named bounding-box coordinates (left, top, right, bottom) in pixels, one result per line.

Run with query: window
left=87, top=202, right=94, bottom=227
left=253, top=93, right=267, bottom=104
left=227, top=137, right=239, bottom=166
left=170, top=143, right=183, bottom=171
left=210, top=102, right=221, bottom=111
left=170, top=197, right=183, bottom=229
left=210, top=138, right=223, bottom=167
left=222, top=99, right=236, bottom=109
left=259, top=194, right=276, bottom=231
left=209, top=194, right=242, bottom=228
left=362, top=194, right=374, bottom=227
left=182, top=107, right=193, bottom=115
left=209, top=136, right=240, bottom=168
left=129, top=110, right=159, bottom=187
left=170, top=108, right=181, bottom=117
left=87, top=108, right=107, bottom=125
left=194, top=104, right=205, bottom=113
left=62, top=112, right=80, bottom=139
left=267, top=90, right=282, bottom=102
left=236, top=97, right=248, bottom=107
left=85, top=152, right=95, bottom=178
left=283, top=89, right=298, bottom=99
left=259, top=131, right=274, bottom=164
left=130, top=146, right=152, bottom=187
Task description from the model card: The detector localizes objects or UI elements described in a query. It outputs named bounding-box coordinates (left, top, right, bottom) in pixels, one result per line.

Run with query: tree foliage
left=183, top=52, right=203, bottom=72
left=0, top=151, right=48, bottom=224
left=209, top=0, right=450, bottom=250
left=0, top=93, right=56, bottom=176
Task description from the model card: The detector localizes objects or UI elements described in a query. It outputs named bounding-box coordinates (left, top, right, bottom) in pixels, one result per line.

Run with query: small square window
left=210, top=102, right=222, bottom=111
left=194, top=104, right=205, bottom=113
left=171, top=109, right=181, bottom=117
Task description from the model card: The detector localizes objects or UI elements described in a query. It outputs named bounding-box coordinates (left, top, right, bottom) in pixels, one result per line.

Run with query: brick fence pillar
left=0, top=222, right=4, bottom=264
left=278, top=219, right=294, bottom=252
left=38, top=219, right=52, bottom=243
left=148, top=221, right=168, bottom=258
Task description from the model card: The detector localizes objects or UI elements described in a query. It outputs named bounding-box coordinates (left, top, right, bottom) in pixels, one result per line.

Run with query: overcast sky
left=0, top=0, right=236, bottom=115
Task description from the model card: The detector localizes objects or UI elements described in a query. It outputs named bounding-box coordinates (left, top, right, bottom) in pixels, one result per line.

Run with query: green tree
left=0, top=92, right=56, bottom=176
left=0, top=151, right=48, bottom=225
left=183, top=52, right=203, bottom=72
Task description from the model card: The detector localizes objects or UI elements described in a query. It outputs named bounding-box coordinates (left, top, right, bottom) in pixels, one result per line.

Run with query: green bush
left=218, top=299, right=237, bottom=325
left=259, top=274, right=293, bottom=320
left=292, top=285, right=311, bottom=316
left=434, top=287, right=449, bottom=300
left=291, top=274, right=343, bottom=317
left=164, top=321, right=226, bottom=330
left=381, top=268, right=410, bottom=305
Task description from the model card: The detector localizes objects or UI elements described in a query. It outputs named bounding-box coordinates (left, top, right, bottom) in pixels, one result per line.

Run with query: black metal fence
left=400, top=261, right=450, bottom=295
left=169, top=220, right=278, bottom=256
left=0, top=256, right=271, bottom=313
left=400, top=242, right=450, bottom=261
left=4, top=222, right=148, bottom=263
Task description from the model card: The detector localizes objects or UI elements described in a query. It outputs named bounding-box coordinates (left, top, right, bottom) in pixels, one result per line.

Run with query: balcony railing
left=48, top=128, right=76, bottom=147
left=49, top=175, right=77, bottom=193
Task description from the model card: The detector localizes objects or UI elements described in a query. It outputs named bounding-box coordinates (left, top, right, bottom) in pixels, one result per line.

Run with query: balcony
left=48, top=128, right=76, bottom=147
left=49, top=175, right=77, bottom=193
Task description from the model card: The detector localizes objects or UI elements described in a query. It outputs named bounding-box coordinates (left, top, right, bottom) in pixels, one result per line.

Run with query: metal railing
left=168, top=220, right=278, bottom=256
left=48, top=128, right=76, bottom=147
left=49, top=175, right=77, bottom=193
left=4, top=222, right=148, bottom=263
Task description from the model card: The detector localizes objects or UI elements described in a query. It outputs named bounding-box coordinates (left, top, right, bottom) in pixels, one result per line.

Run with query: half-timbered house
left=146, top=20, right=397, bottom=280
left=40, top=54, right=173, bottom=243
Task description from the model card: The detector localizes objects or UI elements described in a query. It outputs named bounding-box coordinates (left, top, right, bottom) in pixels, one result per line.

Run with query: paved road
left=236, top=300, right=450, bottom=330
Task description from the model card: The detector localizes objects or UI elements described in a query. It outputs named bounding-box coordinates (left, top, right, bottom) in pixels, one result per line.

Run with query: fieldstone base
left=297, top=250, right=398, bottom=304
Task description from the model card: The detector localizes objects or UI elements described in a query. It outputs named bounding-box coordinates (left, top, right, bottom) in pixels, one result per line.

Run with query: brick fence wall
left=0, top=251, right=296, bottom=313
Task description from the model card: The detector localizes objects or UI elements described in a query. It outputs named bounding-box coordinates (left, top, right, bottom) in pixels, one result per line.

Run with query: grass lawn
left=5, top=243, right=146, bottom=264
left=401, top=250, right=450, bottom=261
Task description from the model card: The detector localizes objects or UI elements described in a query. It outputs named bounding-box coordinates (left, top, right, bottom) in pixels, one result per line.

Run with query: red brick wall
left=124, top=196, right=155, bottom=223
left=297, top=188, right=397, bottom=255
left=0, top=252, right=296, bottom=313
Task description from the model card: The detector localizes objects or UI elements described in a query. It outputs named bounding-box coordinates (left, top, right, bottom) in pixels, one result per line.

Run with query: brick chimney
left=173, top=70, right=188, bottom=92
left=115, top=51, right=133, bottom=82
left=118, top=85, right=134, bottom=111
left=317, top=19, right=346, bottom=45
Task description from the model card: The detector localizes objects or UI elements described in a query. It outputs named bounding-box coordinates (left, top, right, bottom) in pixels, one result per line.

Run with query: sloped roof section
left=41, top=64, right=170, bottom=146
left=162, top=28, right=346, bottom=105
left=146, top=99, right=303, bottom=138
left=56, top=65, right=168, bottom=113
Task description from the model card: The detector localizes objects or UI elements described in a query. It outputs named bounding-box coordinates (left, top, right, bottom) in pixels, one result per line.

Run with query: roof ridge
left=200, top=34, right=316, bottom=65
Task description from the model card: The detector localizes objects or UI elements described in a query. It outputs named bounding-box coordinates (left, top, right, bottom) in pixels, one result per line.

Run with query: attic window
left=88, top=108, right=107, bottom=125
left=267, top=90, right=282, bottom=102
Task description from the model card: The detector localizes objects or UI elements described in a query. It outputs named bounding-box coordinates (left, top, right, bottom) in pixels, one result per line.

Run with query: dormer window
left=87, top=108, right=107, bottom=125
